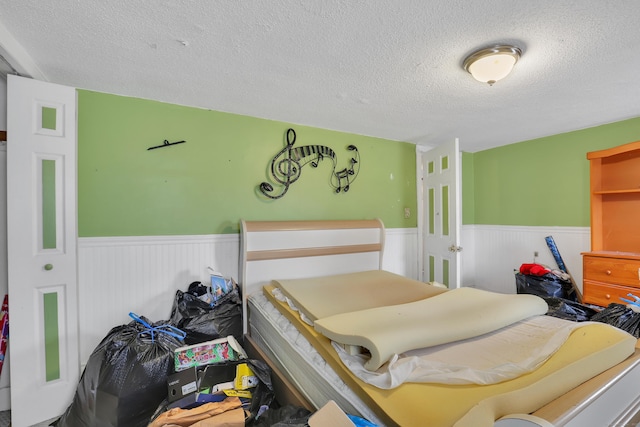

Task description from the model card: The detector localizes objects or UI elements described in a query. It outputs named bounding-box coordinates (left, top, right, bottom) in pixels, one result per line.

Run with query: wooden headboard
left=239, top=219, right=385, bottom=334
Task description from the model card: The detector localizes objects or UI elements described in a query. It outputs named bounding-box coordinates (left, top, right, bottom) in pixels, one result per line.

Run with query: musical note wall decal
left=258, top=128, right=360, bottom=200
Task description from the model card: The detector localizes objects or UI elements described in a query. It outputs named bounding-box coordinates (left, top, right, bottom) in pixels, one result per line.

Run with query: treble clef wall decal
left=258, top=128, right=360, bottom=200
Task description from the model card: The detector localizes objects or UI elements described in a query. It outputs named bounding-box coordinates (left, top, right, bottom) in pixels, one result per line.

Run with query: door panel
left=418, top=139, right=461, bottom=288
left=7, top=75, right=78, bottom=426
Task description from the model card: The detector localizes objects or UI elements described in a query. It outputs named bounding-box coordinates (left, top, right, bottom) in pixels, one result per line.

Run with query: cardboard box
left=197, top=361, right=258, bottom=392
left=198, top=362, right=237, bottom=393
left=234, top=363, right=258, bottom=390
left=174, top=335, right=247, bottom=372
left=167, top=367, right=198, bottom=403
left=309, top=401, right=356, bottom=427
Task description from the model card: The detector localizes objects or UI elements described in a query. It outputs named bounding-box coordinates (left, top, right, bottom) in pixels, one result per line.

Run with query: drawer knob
left=606, top=270, right=612, bottom=275
left=606, top=294, right=611, bottom=299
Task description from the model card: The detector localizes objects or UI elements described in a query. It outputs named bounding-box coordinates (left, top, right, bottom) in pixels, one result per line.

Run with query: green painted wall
left=465, top=117, right=640, bottom=226
left=77, top=90, right=640, bottom=234
left=77, top=90, right=417, bottom=236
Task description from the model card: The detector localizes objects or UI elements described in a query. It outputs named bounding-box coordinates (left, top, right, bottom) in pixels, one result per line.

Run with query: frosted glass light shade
left=463, top=45, right=522, bottom=85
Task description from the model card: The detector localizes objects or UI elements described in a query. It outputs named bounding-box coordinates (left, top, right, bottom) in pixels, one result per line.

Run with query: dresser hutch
left=582, top=140, right=640, bottom=307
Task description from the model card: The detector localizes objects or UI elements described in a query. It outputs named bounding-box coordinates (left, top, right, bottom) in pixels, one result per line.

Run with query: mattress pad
left=273, top=269, right=446, bottom=322
left=313, top=286, right=548, bottom=370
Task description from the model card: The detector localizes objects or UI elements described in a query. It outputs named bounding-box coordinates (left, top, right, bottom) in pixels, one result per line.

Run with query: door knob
left=448, top=245, right=463, bottom=253
left=44, top=264, right=53, bottom=271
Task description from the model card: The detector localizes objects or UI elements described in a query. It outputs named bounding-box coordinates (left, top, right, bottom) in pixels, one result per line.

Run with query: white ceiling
left=1, top=1, right=640, bottom=152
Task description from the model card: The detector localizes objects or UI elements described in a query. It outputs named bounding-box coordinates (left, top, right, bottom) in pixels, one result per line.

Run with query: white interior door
left=0, top=141, right=9, bottom=409
left=7, top=75, right=79, bottom=426
left=417, top=139, right=461, bottom=288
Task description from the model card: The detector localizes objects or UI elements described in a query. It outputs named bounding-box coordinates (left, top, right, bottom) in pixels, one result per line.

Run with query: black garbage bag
left=543, top=297, right=598, bottom=322
left=515, top=272, right=577, bottom=302
left=53, top=313, right=185, bottom=427
left=248, top=405, right=312, bottom=427
left=591, top=303, right=640, bottom=338
left=168, top=281, right=243, bottom=345
left=244, top=358, right=276, bottom=424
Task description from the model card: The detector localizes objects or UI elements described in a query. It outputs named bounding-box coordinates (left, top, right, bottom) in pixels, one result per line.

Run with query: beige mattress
left=263, top=283, right=637, bottom=427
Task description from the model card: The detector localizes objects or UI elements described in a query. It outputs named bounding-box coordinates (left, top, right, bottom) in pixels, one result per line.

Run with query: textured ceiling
left=1, top=1, right=640, bottom=152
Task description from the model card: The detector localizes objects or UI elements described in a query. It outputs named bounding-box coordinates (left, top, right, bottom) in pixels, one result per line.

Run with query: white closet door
left=0, top=143, right=8, bottom=407
left=7, top=75, right=79, bottom=426
left=417, top=139, right=462, bottom=288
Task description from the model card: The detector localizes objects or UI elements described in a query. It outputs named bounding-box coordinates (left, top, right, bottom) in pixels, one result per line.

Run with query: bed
left=239, top=219, right=640, bottom=427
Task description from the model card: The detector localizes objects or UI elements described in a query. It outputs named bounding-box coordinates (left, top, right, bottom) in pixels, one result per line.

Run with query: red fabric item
left=519, top=263, right=550, bottom=276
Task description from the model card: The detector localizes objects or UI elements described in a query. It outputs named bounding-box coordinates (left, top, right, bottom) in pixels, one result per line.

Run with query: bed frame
left=239, top=219, right=386, bottom=411
left=239, top=218, right=385, bottom=335
left=238, top=218, right=640, bottom=426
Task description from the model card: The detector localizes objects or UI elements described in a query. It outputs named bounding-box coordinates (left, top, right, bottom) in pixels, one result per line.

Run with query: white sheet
left=332, top=315, right=589, bottom=389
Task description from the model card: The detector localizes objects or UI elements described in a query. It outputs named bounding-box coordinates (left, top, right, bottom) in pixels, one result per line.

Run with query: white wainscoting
left=77, top=228, right=416, bottom=365
left=76, top=225, right=588, bottom=364
left=461, top=224, right=590, bottom=294
left=381, top=227, right=419, bottom=279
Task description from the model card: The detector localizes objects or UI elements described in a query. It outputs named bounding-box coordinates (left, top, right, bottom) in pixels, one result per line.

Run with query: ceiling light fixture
left=463, top=45, right=522, bottom=86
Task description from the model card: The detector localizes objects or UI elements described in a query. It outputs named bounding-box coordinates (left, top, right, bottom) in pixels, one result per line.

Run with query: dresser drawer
left=583, top=255, right=640, bottom=288
left=583, top=280, right=640, bottom=307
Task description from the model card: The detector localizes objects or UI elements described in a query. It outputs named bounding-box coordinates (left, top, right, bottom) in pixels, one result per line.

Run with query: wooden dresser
left=583, top=141, right=640, bottom=307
